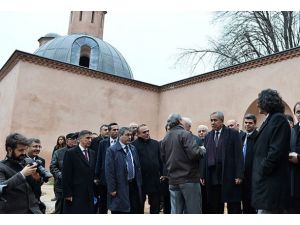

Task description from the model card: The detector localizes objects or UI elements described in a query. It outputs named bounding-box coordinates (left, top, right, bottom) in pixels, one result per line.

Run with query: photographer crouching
left=0, top=133, right=42, bottom=213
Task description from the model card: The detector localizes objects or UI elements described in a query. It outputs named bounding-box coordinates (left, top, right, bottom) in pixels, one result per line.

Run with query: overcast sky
left=1, top=0, right=297, bottom=85
left=0, top=11, right=221, bottom=85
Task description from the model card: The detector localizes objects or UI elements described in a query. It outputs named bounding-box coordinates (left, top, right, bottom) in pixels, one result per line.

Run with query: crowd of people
left=0, top=88, right=299, bottom=214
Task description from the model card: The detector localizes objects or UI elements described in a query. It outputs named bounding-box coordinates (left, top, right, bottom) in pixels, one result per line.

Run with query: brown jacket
left=161, top=125, right=204, bottom=185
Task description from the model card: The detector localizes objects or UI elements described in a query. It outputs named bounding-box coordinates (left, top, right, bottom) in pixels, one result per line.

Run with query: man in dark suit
left=240, top=114, right=258, bottom=214
left=50, top=132, right=78, bottom=213
left=62, top=130, right=96, bottom=214
left=27, top=138, right=47, bottom=213
left=287, top=102, right=300, bottom=213
left=252, top=89, right=290, bottom=214
left=90, top=124, right=109, bottom=154
left=0, top=133, right=41, bottom=214
left=132, top=124, right=162, bottom=214
left=94, top=122, right=119, bottom=213
left=105, top=127, right=143, bottom=214
left=201, top=111, right=244, bottom=214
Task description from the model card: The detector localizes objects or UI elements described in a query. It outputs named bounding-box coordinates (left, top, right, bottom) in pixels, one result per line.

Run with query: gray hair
left=119, top=127, right=131, bottom=136
left=210, top=111, right=224, bottom=122
left=197, top=125, right=209, bottom=132
left=28, top=138, right=41, bottom=145
left=182, top=117, right=192, bottom=126
left=167, top=113, right=182, bottom=129
left=78, top=130, right=92, bottom=138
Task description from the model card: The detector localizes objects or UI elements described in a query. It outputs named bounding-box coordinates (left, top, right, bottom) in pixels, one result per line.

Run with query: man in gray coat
left=0, top=133, right=41, bottom=214
left=161, top=113, right=205, bottom=214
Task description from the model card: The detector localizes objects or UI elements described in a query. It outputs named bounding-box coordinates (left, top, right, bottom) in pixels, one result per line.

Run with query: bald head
left=226, top=119, right=240, bottom=131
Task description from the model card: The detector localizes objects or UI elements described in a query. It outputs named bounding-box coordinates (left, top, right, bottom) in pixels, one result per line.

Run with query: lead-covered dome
left=34, top=34, right=133, bottom=79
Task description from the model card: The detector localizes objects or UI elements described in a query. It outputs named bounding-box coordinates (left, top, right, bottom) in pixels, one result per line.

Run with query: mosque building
left=0, top=11, right=299, bottom=165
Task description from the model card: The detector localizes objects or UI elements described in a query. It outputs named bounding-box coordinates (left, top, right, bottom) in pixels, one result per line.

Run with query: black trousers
left=287, top=196, right=300, bottom=213
left=53, top=191, right=63, bottom=214
left=129, top=179, right=143, bottom=214
left=160, top=179, right=171, bottom=214
left=142, top=192, right=161, bottom=214
left=241, top=181, right=256, bottom=214
left=201, top=184, right=209, bottom=214
left=208, top=185, right=241, bottom=214
left=98, top=184, right=108, bottom=214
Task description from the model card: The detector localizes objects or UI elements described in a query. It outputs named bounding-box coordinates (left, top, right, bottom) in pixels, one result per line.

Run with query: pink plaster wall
left=5, top=61, right=159, bottom=167
left=0, top=63, right=20, bottom=159
left=158, top=57, right=299, bottom=138
left=1, top=55, right=300, bottom=167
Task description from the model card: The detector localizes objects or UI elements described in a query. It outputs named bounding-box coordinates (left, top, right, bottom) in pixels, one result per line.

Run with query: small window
left=79, top=45, right=91, bottom=68
left=91, top=11, right=94, bottom=23
left=79, top=11, right=82, bottom=21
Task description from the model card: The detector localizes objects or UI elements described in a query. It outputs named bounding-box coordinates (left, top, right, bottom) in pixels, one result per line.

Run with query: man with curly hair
left=252, top=89, right=290, bottom=214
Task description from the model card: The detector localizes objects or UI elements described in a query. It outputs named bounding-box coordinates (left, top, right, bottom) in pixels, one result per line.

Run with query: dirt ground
left=40, top=183, right=151, bottom=214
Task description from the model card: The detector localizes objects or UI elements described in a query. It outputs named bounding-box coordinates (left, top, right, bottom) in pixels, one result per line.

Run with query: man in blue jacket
left=105, top=127, right=143, bottom=214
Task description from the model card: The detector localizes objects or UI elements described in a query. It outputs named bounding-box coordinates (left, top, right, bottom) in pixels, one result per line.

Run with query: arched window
left=79, top=45, right=91, bottom=68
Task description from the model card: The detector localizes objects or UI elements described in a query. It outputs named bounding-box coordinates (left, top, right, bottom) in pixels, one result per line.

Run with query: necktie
left=242, top=134, right=249, bottom=160
left=83, top=149, right=89, bottom=161
left=111, top=139, right=116, bottom=146
left=214, top=131, right=220, bottom=147
left=125, top=145, right=134, bottom=180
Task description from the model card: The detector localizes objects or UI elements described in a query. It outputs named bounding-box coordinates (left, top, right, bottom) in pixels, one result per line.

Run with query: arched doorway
left=243, top=99, right=294, bottom=129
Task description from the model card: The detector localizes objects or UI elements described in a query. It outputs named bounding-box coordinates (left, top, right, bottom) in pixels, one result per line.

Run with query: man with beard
left=50, top=132, right=78, bottom=213
left=0, top=133, right=41, bottom=213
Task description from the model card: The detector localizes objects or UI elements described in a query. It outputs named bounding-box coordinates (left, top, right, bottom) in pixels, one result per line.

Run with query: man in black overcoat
left=62, top=130, right=96, bottom=214
left=94, top=123, right=119, bottom=213
left=201, top=111, right=244, bottom=214
left=252, top=89, right=290, bottom=214
left=287, top=102, right=300, bottom=213
left=132, top=124, right=162, bottom=213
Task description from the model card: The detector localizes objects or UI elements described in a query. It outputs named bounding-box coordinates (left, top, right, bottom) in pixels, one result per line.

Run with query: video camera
left=21, top=157, right=52, bottom=182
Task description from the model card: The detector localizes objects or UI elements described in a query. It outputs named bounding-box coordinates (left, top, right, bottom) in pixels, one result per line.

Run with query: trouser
left=129, top=179, right=143, bottom=214
left=98, top=184, right=108, bottom=214
left=287, top=196, right=300, bottom=213
left=257, top=209, right=284, bottom=214
left=111, top=179, right=142, bottom=214
left=169, top=182, right=202, bottom=214
left=208, top=185, right=241, bottom=214
left=142, top=192, right=161, bottom=214
left=200, top=183, right=208, bottom=213
left=160, top=178, right=171, bottom=214
left=54, top=191, right=63, bottom=214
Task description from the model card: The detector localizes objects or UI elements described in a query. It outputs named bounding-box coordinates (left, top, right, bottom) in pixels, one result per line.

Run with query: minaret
left=68, top=11, right=107, bottom=39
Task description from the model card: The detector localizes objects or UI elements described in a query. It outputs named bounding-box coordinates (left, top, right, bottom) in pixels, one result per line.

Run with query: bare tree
left=177, top=11, right=300, bottom=72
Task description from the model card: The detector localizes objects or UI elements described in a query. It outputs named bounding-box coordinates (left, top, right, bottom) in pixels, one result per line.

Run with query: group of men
left=1, top=88, right=300, bottom=214
left=161, top=89, right=300, bottom=214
